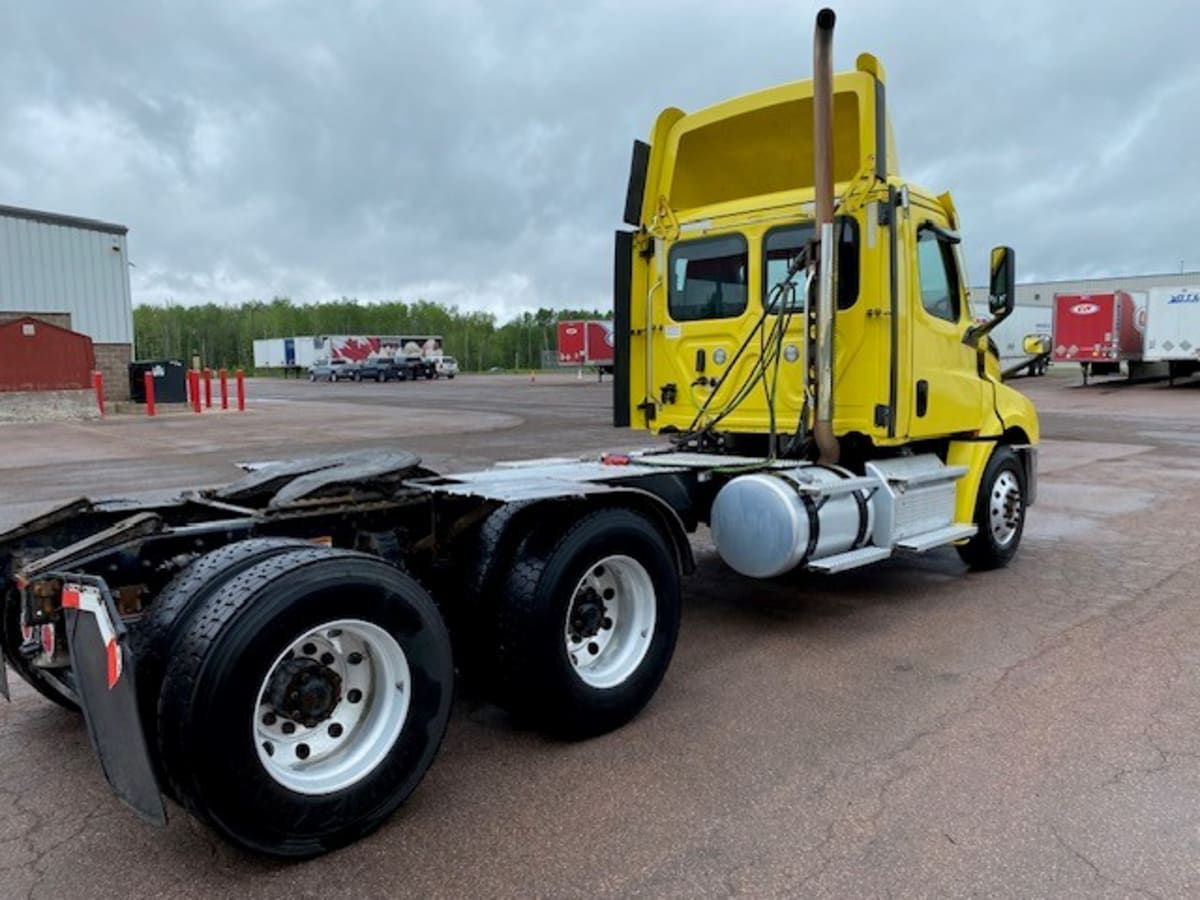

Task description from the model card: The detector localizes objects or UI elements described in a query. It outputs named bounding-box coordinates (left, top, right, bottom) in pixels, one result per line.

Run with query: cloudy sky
left=2, top=1, right=1198, bottom=318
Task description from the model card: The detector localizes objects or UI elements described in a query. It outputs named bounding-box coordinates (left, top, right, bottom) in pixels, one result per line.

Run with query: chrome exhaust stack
left=812, top=7, right=840, bottom=465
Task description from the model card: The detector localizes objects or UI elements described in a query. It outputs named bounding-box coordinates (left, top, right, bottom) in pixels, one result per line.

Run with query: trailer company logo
left=1168, top=291, right=1200, bottom=304
left=1070, top=302, right=1100, bottom=315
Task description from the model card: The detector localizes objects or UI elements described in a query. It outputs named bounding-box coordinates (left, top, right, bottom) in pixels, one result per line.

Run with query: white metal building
left=969, top=270, right=1200, bottom=309
left=0, top=204, right=134, bottom=398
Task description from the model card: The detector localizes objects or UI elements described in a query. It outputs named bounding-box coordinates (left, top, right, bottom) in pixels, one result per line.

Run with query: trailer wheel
left=957, top=446, right=1026, bottom=571
left=493, top=508, right=681, bottom=738
left=157, top=547, right=453, bottom=858
left=133, top=538, right=311, bottom=783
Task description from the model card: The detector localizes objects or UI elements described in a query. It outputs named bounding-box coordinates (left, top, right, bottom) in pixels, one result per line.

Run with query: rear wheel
left=491, top=508, right=681, bottom=738
left=132, top=538, right=310, bottom=782
left=957, top=446, right=1026, bottom=570
left=157, top=547, right=453, bottom=857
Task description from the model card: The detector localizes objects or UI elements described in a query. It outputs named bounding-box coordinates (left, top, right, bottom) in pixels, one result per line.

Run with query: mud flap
left=61, top=580, right=166, bottom=826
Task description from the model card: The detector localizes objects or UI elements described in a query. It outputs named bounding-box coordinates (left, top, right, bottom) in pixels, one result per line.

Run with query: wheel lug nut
left=295, top=743, right=310, bottom=760
left=262, top=712, right=277, bottom=726
left=281, top=721, right=296, bottom=735
left=320, top=652, right=335, bottom=666
left=602, top=617, right=613, bottom=630
left=587, top=641, right=600, bottom=655
left=328, top=723, right=344, bottom=738
left=347, top=689, right=363, bottom=704
left=302, top=642, right=317, bottom=656
left=348, top=652, right=363, bottom=665
left=603, top=588, right=615, bottom=600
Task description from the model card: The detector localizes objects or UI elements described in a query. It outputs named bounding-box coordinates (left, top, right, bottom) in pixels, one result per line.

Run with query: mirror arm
left=963, top=305, right=1013, bottom=346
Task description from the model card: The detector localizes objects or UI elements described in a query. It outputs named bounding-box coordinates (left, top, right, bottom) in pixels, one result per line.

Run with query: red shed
left=0, top=317, right=96, bottom=392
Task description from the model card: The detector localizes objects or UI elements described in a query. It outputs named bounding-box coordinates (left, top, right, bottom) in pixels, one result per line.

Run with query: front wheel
left=157, top=547, right=453, bottom=857
left=491, top=507, right=681, bottom=738
left=957, top=446, right=1027, bottom=571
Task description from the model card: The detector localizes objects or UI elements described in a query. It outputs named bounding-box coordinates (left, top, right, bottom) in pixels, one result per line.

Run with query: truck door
left=906, top=219, right=984, bottom=438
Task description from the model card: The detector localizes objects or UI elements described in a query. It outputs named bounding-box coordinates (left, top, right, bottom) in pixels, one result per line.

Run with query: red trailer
left=557, top=320, right=614, bottom=373
left=1052, top=291, right=1144, bottom=383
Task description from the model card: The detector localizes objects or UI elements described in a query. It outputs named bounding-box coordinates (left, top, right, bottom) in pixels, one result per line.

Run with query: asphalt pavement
left=1, top=370, right=1197, bottom=898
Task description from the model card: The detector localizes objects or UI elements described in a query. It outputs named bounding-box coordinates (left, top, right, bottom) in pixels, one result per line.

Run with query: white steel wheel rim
left=989, top=470, right=1023, bottom=548
left=564, top=554, right=656, bottom=690
left=253, top=618, right=411, bottom=795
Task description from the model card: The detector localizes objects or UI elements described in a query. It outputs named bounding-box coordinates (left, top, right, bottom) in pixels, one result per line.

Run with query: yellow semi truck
left=614, top=8, right=1035, bottom=574
left=0, top=9, right=1035, bottom=858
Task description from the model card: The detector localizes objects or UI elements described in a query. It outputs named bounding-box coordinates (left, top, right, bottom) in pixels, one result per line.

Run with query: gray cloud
left=3, top=0, right=1198, bottom=317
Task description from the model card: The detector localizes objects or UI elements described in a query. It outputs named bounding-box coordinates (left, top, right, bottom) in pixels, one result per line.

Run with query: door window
left=915, top=228, right=961, bottom=323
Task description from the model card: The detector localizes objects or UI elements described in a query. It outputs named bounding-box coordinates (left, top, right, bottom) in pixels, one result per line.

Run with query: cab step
left=894, top=523, right=977, bottom=553
left=806, top=545, right=892, bottom=574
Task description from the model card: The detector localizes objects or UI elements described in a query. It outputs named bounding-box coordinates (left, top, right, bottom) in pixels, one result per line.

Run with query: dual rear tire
left=131, top=506, right=682, bottom=856
left=141, top=545, right=452, bottom=858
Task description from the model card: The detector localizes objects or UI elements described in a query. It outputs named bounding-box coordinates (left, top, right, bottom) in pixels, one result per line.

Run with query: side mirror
left=1022, top=334, right=1048, bottom=355
left=988, top=246, right=1015, bottom=317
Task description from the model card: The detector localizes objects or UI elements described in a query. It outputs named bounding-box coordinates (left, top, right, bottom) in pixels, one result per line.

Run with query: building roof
left=0, top=203, right=128, bottom=236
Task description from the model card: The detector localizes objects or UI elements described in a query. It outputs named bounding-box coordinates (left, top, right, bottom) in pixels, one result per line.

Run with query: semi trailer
left=0, top=9, right=1037, bottom=859
left=1051, top=290, right=1158, bottom=383
left=1143, top=284, right=1200, bottom=383
left=557, top=320, right=616, bottom=374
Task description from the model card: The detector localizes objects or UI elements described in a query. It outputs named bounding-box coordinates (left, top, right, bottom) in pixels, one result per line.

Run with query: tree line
left=133, top=298, right=611, bottom=372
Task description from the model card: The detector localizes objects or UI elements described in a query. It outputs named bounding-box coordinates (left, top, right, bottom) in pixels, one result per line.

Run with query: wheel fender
left=947, top=439, right=997, bottom=528
left=472, top=490, right=694, bottom=589
left=582, top=488, right=695, bottom=576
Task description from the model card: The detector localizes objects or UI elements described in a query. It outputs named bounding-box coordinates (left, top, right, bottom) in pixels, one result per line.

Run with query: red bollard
left=219, top=368, right=229, bottom=410
left=235, top=369, right=246, bottom=411
left=144, top=371, right=157, bottom=417
left=93, top=371, right=105, bottom=417
left=190, top=371, right=202, bottom=414
left=203, top=368, right=213, bottom=409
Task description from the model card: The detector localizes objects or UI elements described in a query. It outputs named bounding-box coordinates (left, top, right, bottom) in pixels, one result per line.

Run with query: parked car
left=436, top=356, right=459, bottom=379
left=307, top=358, right=356, bottom=382
left=356, top=357, right=411, bottom=382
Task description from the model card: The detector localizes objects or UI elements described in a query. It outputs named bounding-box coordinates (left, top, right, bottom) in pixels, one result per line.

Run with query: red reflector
left=602, top=454, right=631, bottom=466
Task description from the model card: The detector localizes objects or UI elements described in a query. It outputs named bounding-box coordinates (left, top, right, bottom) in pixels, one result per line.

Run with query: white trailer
left=970, top=303, right=1052, bottom=377
left=252, top=337, right=319, bottom=374
left=1144, top=285, right=1200, bottom=383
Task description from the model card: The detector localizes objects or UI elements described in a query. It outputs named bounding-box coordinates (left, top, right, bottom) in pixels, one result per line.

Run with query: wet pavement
left=1, top=369, right=1198, bottom=898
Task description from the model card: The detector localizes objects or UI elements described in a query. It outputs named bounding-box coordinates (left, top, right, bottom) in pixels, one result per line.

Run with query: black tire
left=492, top=507, right=681, bottom=738
left=131, top=538, right=311, bottom=780
left=957, top=446, right=1027, bottom=571
left=157, top=547, right=453, bottom=858
left=447, top=374, right=455, bottom=380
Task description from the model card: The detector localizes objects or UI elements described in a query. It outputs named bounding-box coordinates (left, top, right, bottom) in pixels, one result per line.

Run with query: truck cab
left=614, top=51, right=1038, bottom=526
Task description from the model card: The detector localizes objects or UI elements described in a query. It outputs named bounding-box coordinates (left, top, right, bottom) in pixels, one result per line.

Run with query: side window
left=668, top=234, right=748, bottom=321
left=762, top=217, right=859, bottom=314
left=915, top=227, right=961, bottom=323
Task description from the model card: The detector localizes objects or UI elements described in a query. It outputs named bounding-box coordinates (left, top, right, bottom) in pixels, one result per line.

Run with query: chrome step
left=807, top=545, right=893, bottom=574
left=894, top=523, right=977, bottom=553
